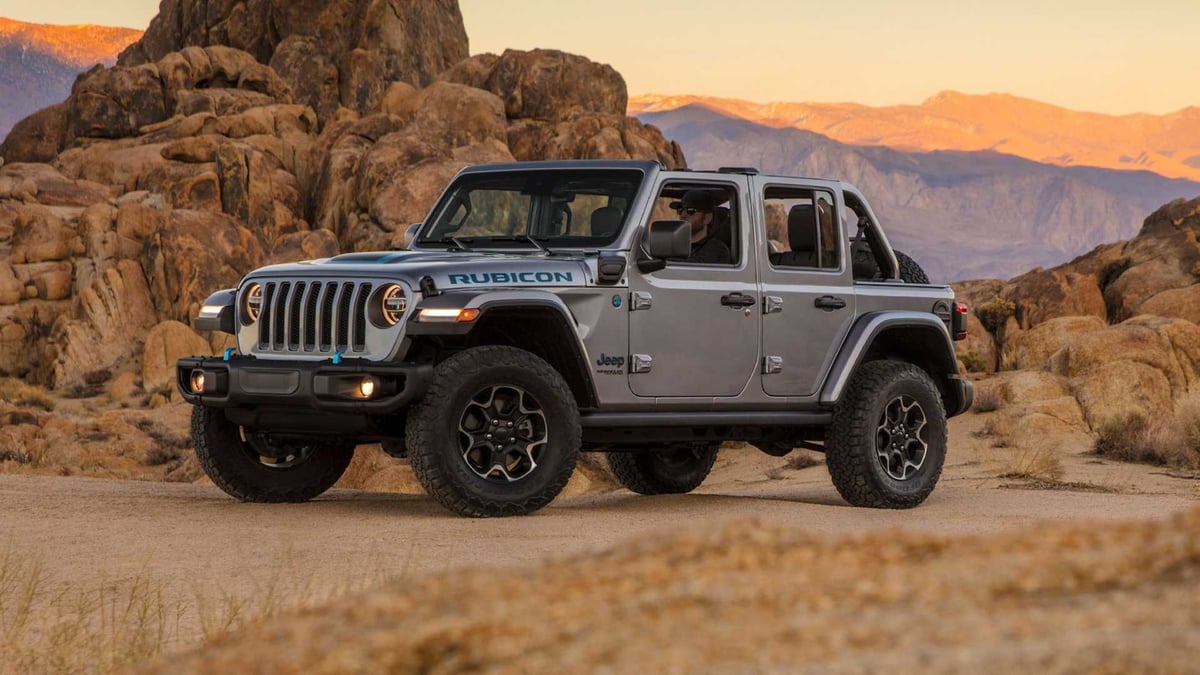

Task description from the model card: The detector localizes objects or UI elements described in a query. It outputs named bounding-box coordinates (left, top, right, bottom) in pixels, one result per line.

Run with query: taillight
left=952, top=302, right=969, bottom=341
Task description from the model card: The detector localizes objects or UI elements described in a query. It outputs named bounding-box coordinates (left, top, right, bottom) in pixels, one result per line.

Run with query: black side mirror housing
left=647, top=219, right=692, bottom=259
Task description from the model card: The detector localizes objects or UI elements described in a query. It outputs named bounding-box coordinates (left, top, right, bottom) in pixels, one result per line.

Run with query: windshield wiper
left=427, top=236, right=473, bottom=251
left=484, top=235, right=556, bottom=255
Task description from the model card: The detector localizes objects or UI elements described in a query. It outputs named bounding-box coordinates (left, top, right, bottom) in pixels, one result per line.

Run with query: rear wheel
left=191, top=406, right=355, bottom=503
left=825, top=360, right=946, bottom=508
left=606, top=443, right=720, bottom=495
left=406, top=346, right=580, bottom=517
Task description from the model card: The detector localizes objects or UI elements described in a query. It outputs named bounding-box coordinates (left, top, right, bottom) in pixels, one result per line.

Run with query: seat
left=711, top=206, right=732, bottom=248
left=589, top=206, right=624, bottom=238
left=772, top=204, right=819, bottom=267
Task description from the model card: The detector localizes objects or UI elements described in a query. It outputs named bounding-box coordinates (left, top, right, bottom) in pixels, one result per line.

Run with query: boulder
left=1002, top=268, right=1105, bottom=330
left=0, top=103, right=70, bottom=164
left=69, top=64, right=168, bottom=140
left=1002, top=315, right=1105, bottom=372
left=45, top=260, right=158, bottom=387
left=1138, top=285, right=1200, bottom=324
left=443, top=49, right=627, bottom=121
left=506, top=114, right=687, bottom=168
left=10, top=205, right=80, bottom=264
left=141, top=320, right=211, bottom=390
left=141, top=209, right=263, bottom=323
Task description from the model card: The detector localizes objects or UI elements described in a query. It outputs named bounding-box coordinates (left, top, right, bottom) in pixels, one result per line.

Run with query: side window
left=764, top=186, right=839, bottom=270
left=650, top=182, right=740, bottom=266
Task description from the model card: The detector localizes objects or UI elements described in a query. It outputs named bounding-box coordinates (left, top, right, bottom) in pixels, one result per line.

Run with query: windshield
left=418, top=169, right=643, bottom=248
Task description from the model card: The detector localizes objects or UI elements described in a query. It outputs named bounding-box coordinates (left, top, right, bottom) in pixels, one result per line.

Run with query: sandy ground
left=1, top=412, right=1198, bottom=671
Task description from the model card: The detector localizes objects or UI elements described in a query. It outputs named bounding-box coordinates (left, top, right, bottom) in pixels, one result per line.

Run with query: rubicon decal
left=447, top=272, right=574, bottom=285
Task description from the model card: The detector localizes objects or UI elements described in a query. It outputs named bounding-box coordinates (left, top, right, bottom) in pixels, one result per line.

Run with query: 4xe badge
left=594, top=352, right=625, bottom=375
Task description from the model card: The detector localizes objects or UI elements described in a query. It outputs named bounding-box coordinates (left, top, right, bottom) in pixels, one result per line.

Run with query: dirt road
left=3, top=459, right=1195, bottom=596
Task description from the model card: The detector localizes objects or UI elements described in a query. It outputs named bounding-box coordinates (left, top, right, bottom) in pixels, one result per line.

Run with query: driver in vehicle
left=672, top=190, right=732, bottom=264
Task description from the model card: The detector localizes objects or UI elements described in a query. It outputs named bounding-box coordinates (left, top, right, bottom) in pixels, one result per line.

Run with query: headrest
left=788, top=204, right=817, bottom=252
left=590, top=206, right=624, bottom=237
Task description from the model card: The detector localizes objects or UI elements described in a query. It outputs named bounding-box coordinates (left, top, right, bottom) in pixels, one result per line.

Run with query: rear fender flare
left=821, top=311, right=960, bottom=408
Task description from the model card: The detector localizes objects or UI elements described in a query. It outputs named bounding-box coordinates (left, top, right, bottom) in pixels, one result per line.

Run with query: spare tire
left=895, top=250, right=930, bottom=284
left=851, top=242, right=930, bottom=284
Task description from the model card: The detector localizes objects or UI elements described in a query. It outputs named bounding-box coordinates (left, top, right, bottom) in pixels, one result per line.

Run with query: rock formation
left=956, top=195, right=1200, bottom=433
left=0, top=0, right=685, bottom=392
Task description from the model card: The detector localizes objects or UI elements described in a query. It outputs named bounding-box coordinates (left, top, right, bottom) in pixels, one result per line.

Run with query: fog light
left=358, top=377, right=376, bottom=399
left=190, top=370, right=206, bottom=393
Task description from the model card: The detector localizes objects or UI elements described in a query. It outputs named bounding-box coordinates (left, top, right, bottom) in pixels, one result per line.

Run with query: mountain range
left=630, top=92, right=1200, bottom=182
left=0, top=17, right=141, bottom=141
left=639, top=105, right=1200, bottom=281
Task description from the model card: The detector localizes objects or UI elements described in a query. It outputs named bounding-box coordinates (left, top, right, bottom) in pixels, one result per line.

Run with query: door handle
left=721, top=293, right=757, bottom=308
left=814, top=295, right=847, bottom=311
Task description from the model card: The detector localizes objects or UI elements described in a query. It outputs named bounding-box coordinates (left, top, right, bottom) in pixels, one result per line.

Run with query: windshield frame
left=413, top=168, right=647, bottom=251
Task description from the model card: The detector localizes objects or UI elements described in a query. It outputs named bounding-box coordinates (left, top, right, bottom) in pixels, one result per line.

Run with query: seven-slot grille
left=253, top=280, right=377, bottom=355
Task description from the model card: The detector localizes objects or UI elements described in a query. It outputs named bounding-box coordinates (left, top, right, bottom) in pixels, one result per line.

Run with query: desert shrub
left=999, top=443, right=1064, bottom=482
left=972, top=382, right=1009, bottom=413
left=0, top=379, right=54, bottom=412
left=1095, top=406, right=1200, bottom=470
left=960, top=350, right=987, bottom=373
left=133, top=419, right=190, bottom=467
left=975, top=297, right=1015, bottom=334
left=784, top=451, right=822, bottom=470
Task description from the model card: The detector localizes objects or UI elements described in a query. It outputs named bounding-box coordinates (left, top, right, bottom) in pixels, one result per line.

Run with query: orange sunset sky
left=0, top=0, right=1196, bottom=115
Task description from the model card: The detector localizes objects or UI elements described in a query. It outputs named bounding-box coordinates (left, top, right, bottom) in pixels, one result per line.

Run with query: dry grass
left=998, top=442, right=1065, bottom=482
left=1095, top=399, right=1200, bottom=471
left=0, top=378, right=54, bottom=411
left=971, top=381, right=1010, bottom=413
left=0, top=545, right=387, bottom=675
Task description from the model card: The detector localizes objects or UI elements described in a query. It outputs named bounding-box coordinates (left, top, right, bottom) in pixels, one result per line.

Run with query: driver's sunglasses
left=675, top=207, right=699, bottom=216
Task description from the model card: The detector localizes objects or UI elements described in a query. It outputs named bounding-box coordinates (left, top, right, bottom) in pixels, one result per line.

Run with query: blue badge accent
left=223, top=347, right=237, bottom=362
left=332, top=349, right=345, bottom=365
left=611, top=294, right=622, bottom=308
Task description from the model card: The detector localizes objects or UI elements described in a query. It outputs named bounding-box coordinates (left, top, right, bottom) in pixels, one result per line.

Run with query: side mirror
left=404, top=223, right=422, bottom=249
left=647, top=220, right=692, bottom=259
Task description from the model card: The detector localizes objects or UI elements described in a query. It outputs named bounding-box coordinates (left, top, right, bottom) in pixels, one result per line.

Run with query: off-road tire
left=825, top=360, right=946, bottom=508
left=191, top=406, right=355, bottom=503
left=895, top=250, right=930, bottom=284
left=606, top=444, right=720, bottom=495
left=407, top=346, right=580, bottom=517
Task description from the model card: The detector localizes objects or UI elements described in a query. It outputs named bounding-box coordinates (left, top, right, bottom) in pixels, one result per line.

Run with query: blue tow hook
left=332, top=349, right=346, bottom=365
left=223, top=347, right=237, bottom=362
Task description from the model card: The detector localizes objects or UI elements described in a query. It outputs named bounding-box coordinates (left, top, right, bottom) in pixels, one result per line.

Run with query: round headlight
left=242, top=283, right=262, bottom=324
left=379, top=284, right=407, bottom=326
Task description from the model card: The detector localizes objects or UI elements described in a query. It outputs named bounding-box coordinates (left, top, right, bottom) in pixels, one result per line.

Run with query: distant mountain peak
left=0, top=17, right=142, bottom=141
left=629, top=92, right=1200, bottom=182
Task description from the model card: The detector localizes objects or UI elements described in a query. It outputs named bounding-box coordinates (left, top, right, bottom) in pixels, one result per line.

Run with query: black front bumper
left=176, top=355, right=434, bottom=414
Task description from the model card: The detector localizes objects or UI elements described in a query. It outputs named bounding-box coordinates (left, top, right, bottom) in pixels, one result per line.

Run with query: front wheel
left=406, top=346, right=580, bottom=517
left=825, top=360, right=947, bottom=508
left=191, top=406, right=355, bottom=503
left=606, top=443, right=720, bottom=495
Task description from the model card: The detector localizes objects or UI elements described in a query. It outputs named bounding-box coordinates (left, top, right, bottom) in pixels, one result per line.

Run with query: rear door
left=754, top=177, right=857, bottom=396
left=627, top=176, right=760, bottom=397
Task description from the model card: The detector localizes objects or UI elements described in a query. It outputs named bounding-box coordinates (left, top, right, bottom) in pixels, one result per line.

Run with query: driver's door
left=627, top=177, right=760, bottom=398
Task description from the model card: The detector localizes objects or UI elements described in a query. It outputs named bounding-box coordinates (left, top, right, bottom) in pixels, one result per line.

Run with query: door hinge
left=763, top=296, right=784, bottom=314
left=631, top=354, right=653, bottom=373
left=630, top=292, right=652, bottom=311
left=763, top=355, right=784, bottom=374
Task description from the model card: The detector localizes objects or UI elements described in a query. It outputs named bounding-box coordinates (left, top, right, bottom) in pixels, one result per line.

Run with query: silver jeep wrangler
left=178, top=160, right=973, bottom=517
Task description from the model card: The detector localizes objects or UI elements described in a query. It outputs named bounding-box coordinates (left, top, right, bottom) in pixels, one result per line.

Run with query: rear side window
left=763, top=186, right=839, bottom=270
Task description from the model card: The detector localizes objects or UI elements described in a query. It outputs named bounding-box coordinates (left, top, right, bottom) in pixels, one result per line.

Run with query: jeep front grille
left=254, top=280, right=377, bottom=355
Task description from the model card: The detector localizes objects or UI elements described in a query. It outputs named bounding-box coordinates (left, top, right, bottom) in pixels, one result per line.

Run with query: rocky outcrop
left=956, top=195, right=1200, bottom=439
left=0, top=2, right=685, bottom=391
left=118, top=0, right=470, bottom=121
